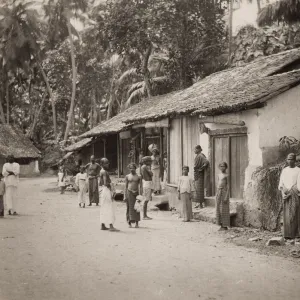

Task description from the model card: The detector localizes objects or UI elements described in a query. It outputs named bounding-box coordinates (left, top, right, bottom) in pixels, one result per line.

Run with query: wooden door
left=230, top=135, right=248, bottom=198
left=213, top=137, right=229, bottom=195
left=212, top=134, right=248, bottom=198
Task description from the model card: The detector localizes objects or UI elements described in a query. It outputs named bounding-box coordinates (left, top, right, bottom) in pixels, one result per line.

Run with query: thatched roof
left=122, top=48, right=300, bottom=124
left=65, top=137, right=93, bottom=152
left=0, top=125, right=40, bottom=159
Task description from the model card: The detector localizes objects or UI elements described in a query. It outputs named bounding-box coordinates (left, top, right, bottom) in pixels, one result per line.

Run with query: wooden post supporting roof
left=199, top=115, right=245, bottom=126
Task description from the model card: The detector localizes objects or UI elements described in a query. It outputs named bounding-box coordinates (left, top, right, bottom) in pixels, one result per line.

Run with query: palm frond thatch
left=257, top=0, right=300, bottom=27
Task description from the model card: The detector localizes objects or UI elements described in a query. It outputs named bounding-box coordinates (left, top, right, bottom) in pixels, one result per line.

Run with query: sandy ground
left=0, top=177, right=300, bottom=300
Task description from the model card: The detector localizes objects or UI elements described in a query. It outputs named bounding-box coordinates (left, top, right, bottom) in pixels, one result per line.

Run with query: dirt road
left=0, top=178, right=299, bottom=300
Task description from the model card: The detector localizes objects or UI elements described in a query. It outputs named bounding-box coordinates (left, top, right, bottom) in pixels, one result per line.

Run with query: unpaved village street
left=0, top=177, right=300, bottom=300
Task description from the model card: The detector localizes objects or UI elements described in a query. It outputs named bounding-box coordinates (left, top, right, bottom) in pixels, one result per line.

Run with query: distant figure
left=140, top=156, right=153, bottom=220
left=86, top=155, right=101, bottom=206
left=58, top=164, right=66, bottom=194
left=162, top=151, right=168, bottom=189
left=138, top=149, right=144, bottom=175
left=177, top=166, right=195, bottom=222
left=194, top=145, right=209, bottom=209
left=151, top=148, right=161, bottom=195
left=99, top=158, right=119, bottom=231
left=125, top=163, right=142, bottom=228
left=0, top=174, right=5, bottom=217
left=75, top=166, right=88, bottom=208
left=278, top=153, right=300, bottom=239
left=216, top=162, right=230, bottom=231
left=2, top=155, right=20, bottom=215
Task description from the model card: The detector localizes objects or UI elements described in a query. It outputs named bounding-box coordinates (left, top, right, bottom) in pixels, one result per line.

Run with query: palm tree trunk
left=38, top=63, right=57, bottom=139
left=142, top=44, right=153, bottom=98
left=228, top=0, right=234, bottom=64
left=0, top=93, right=6, bottom=124
left=64, top=19, right=77, bottom=143
left=256, top=0, right=261, bottom=13
left=27, top=93, right=47, bottom=139
left=5, top=81, right=9, bottom=124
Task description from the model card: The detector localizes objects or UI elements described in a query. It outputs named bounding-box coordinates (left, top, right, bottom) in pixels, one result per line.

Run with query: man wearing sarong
left=194, top=145, right=209, bottom=209
left=151, top=148, right=161, bottom=195
left=2, top=155, right=20, bottom=215
left=85, top=155, right=101, bottom=206
left=125, top=163, right=142, bottom=228
left=278, top=153, right=300, bottom=239
left=140, top=156, right=153, bottom=220
left=99, top=158, right=119, bottom=231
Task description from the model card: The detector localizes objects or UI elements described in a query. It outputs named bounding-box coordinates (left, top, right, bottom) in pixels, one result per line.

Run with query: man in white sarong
left=278, top=153, right=300, bottom=238
left=2, top=155, right=20, bottom=215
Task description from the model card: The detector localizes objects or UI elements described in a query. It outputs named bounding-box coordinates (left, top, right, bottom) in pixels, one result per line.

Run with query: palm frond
left=127, top=81, right=144, bottom=96
left=125, top=86, right=145, bottom=108
left=257, top=0, right=300, bottom=26
left=116, top=68, right=139, bottom=85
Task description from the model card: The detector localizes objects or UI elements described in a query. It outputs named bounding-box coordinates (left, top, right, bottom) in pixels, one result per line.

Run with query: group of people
left=0, top=155, right=20, bottom=217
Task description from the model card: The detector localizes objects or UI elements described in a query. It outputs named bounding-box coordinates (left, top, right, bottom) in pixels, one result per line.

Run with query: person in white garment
left=278, top=153, right=300, bottom=239
left=75, top=166, right=88, bottom=208
left=2, top=155, right=20, bottom=215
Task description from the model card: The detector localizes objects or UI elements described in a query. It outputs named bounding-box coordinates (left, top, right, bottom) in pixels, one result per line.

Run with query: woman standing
left=99, top=158, right=119, bottom=232
left=216, top=162, right=230, bottom=231
left=125, top=163, right=142, bottom=228
left=151, top=148, right=161, bottom=195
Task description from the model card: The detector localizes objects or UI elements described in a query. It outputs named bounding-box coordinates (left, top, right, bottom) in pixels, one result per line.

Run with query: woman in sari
left=278, top=153, right=300, bottom=239
left=99, top=158, right=119, bottom=232
left=125, top=163, right=142, bottom=228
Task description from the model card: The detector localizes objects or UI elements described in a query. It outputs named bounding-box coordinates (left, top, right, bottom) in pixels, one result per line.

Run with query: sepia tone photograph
left=0, top=0, right=300, bottom=299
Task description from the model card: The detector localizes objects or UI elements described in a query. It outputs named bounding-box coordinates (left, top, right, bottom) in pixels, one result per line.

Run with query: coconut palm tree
left=257, top=0, right=300, bottom=26
left=43, top=0, right=88, bottom=143
left=0, top=0, right=58, bottom=135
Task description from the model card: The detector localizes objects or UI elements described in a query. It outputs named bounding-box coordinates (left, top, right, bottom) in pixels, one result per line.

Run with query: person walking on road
left=86, top=155, right=101, bottom=206
left=99, top=158, right=119, bottom=232
left=75, top=166, right=88, bottom=208
left=2, top=155, right=20, bottom=215
left=0, top=174, right=5, bottom=217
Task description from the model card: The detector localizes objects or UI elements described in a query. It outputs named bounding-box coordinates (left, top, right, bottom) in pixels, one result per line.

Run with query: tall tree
left=257, top=0, right=300, bottom=26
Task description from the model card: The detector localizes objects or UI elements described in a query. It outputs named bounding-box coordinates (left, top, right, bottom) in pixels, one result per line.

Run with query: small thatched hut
left=0, top=125, right=40, bottom=176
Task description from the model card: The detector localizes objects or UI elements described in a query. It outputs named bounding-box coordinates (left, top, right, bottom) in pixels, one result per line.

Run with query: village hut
left=0, top=125, right=40, bottom=176
left=69, top=48, right=300, bottom=229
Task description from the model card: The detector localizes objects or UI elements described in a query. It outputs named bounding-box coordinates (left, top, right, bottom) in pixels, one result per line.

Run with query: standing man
left=140, top=156, right=153, bottom=220
left=278, top=153, right=300, bottom=239
left=194, top=145, right=209, bottom=209
left=86, top=155, right=101, bottom=206
left=2, top=155, right=20, bottom=215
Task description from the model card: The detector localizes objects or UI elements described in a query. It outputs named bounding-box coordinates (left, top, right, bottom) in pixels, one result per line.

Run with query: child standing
left=75, top=166, right=88, bottom=208
left=58, top=165, right=66, bottom=194
left=125, top=163, right=142, bottom=228
left=177, top=166, right=195, bottom=222
left=0, top=174, right=5, bottom=217
left=216, top=162, right=230, bottom=230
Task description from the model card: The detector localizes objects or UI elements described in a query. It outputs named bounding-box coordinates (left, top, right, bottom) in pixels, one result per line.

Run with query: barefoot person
left=2, top=155, right=20, bottom=215
left=125, top=163, right=142, bottom=228
left=86, top=155, right=101, bottom=206
left=178, top=166, right=195, bottom=222
left=140, top=156, right=153, bottom=220
left=99, top=158, right=119, bottom=231
left=216, top=162, right=230, bottom=231
left=58, top=164, right=66, bottom=194
left=278, top=153, right=300, bottom=239
left=151, top=148, right=161, bottom=195
left=194, top=145, right=209, bottom=209
left=75, top=166, right=88, bottom=208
